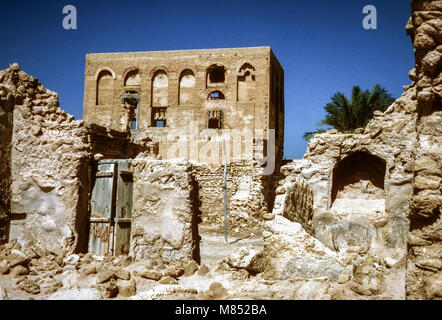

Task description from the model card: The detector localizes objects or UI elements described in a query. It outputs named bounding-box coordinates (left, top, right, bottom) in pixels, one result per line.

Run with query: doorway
left=88, top=159, right=133, bottom=256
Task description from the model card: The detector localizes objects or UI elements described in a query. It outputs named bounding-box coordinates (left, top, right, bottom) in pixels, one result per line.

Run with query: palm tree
left=303, top=84, right=395, bottom=141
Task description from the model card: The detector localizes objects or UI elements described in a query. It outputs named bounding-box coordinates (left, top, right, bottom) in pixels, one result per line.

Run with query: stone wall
left=405, top=0, right=442, bottom=300
left=277, top=88, right=418, bottom=261
left=130, top=159, right=200, bottom=264
left=192, top=161, right=279, bottom=232
left=269, top=0, right=441, bottom=299
left=273, top=176, right=314, bottom=235
left=1, top=64, right=137, bottom=254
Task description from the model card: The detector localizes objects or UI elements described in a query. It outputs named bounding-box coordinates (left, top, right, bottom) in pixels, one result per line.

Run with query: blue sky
left=0, top=0, right=413, bottom=159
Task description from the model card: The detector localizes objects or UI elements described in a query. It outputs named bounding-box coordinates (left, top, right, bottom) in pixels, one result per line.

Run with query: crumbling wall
left=270, top=0, right=441, bottom=299
left=405, top=0, right=442, bottom=300
left=273, top=176, right=314, bottom=235
left=6, top=64, right=91, bottom=255
left=277, top=90, right=417, bottom=263
left=192, top=161, right=277, bottom=232
left=130, top=159, right=200, bottom=264
left=262, top=215, right=352, bottom=281
left=0, top=67, right=14, bottom=244
left=1, top=64, right=136, bottom=255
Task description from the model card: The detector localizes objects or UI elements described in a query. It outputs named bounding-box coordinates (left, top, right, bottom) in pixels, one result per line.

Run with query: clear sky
left=0, top=0, right=414, bottom=159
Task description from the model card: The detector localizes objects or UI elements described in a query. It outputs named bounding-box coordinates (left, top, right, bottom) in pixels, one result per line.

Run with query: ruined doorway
left=88, top=159, right=133, bottom=256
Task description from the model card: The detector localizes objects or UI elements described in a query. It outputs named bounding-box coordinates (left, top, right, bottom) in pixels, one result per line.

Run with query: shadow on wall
left=331, top=151, right=387, bottom=205
left=190, top=175, right=202, bottom=264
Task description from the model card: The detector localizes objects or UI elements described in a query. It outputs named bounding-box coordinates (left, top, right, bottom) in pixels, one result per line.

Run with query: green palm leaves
left=303, top=84, right=395, bottom=141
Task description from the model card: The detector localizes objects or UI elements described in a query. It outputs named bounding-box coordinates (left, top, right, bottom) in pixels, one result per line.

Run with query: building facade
left=82, top=47, right=284, bottom=170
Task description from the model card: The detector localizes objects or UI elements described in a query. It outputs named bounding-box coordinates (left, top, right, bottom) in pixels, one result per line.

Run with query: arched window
left=152, top=70, right=168, bottom=106
left=237, top=63, right=256, bottom=102
left=208, top=90, right=225, bottom=100
left=124, top=69, right=140, bottom=86
left=96, top=70, right=113, bottom=105
left=206, top=64, right=226, bottom=87
left=178, top=69, right=195, bottom=104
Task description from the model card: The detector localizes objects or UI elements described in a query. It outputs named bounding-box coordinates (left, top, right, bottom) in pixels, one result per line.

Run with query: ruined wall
left=0, top=64, right=136, bottom=254
left=277, top=90, right=418, bottom=262
left=405, top=0, right=442, bottom=300
left=271, top=91, right=419, bottom=301
left=192, top=161, right=279, bottom=232
left=8, top=64, right=91, bottom=255
left=270, top=0, right=442, bottom=299
left=262, top=215, right=352, bottom=281
left=273, top=176, right=314, bottom=235
left=0, top=66, right=14, bottom=244
left=130, top=159, right=200, bottom=264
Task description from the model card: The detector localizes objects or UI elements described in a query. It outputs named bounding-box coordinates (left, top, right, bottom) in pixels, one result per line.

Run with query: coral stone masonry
left=0, top=0, right=441, bottom=300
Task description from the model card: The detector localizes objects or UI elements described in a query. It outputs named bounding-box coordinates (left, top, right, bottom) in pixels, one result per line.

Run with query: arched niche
left=151, top=70, right=168, bottom=106
left=178, top=69, right=195, bottom=104
left=331, top=151, right=386, bottom=213
left=96, top=70, right=114, bottom=105
left=124, top=69, right=140, bottom=86
left=237, top=63, right=256, bottom=102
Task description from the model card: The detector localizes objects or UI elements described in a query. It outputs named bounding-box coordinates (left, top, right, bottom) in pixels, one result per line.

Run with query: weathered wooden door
left=88, top=160, right=132, bottom=256
left=114, top=160, right=133, bottom=255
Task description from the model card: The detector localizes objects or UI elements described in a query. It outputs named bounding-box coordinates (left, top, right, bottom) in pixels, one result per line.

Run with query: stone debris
left=183, top=260, right=199, bottom=276
left=262, top=216, right=352, bottom=281
left=135, top=270, right=162, bottom=281
left=227, top=246, right=263, bottom=274
left=10, top=265, right=29, bottom=277
left=17, top=279, right=40, bottom=295
left=115, top=269, right=131, bottom=281
left=197, top=264, right=210, bottom=276
left=202, top=282, right=228, bottom=299
left=159, top=276, right=178, bottom=285
left=103, top=279, right=119, bottom=298
left=97, top=269, right=116, bottom=284
left=63, top=254, right=80, bottom=266
left=40, top=279, right=63, bottom=295
left=117, top=278, right=137, bottom=297
left=163, top=263, right=185, bottom=279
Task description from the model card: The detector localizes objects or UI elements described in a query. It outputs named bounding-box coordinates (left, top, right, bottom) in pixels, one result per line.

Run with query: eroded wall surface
left=192, top=161, right=279, bottom=231
left=0, top=64, right=136, bottom=254
left=277, top=91, right=417, bottom=261
left=8, top=65, right=91, bottom=254
left=271, top=0, right=442, bottom=299
left=405, top=0, right=442, bottom=300
left=130, top=159, right=200, bottom=264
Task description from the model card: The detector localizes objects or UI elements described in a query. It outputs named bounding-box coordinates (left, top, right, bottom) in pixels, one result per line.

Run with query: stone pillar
left=405, top=0, right=442, bottom=300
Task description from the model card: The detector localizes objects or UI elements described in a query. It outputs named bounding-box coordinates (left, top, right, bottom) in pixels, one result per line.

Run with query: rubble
left=262, top=216, right=351, bottom=281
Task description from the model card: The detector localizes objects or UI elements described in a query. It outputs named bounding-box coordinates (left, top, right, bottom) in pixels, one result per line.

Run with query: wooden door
left=88, top=162, right=117, bottom=256
left=114, top=160, right=133, bottom=255
left=88, top=160, right=133, bottom=256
